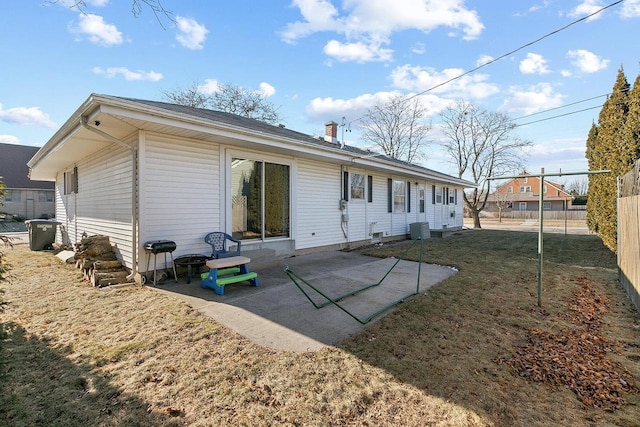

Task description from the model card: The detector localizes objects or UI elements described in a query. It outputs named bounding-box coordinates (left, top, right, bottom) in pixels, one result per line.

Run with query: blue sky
left=1, top=0, right=639, bottom=180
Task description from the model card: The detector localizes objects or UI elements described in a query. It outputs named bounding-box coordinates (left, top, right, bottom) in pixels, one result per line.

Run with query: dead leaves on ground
left=496, top=276, right=638, bottom=411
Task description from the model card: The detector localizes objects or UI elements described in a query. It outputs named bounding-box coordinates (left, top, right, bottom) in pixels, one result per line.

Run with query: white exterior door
left=417, top=184, right=426, bottom=223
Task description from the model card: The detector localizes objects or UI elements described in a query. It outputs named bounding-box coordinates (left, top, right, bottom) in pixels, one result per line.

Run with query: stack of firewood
left=74, top=235, right=131, bottom=287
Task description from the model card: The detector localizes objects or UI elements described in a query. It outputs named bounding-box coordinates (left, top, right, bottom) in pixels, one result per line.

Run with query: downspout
left=80, top=116, right=139, bottom=281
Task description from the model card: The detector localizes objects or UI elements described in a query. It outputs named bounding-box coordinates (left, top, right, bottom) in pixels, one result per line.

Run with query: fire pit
left=173, top=254, right=211, bottom=284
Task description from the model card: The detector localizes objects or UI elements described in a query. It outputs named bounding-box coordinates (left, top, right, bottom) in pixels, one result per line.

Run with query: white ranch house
left=28, top=94, right=475, bottom=282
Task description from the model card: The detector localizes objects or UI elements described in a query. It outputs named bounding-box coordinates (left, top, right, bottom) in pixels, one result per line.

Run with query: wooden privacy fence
left=617, top=161, right=640, bottom=312
left=500, top=210, right=586, bottom=221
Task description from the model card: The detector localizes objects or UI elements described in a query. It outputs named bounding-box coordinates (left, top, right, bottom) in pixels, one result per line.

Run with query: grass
left=1, top=230, right=639, bottom=426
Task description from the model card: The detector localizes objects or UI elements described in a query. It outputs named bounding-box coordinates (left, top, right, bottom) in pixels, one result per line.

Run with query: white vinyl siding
left=52, top=145, right=133, bottom=265
left=295, top=159, right=343, bottom=249
left=74, top=146, right=133, bottom=264
left=141, top=134, right=220, bottom=269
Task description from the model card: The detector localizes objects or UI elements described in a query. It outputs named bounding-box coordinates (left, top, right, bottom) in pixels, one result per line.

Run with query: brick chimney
left=324, top=121, right=338, bottom=144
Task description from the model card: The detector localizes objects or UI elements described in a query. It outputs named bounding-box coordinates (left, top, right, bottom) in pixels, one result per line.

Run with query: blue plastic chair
left=204, top=232, right=241, bottom=259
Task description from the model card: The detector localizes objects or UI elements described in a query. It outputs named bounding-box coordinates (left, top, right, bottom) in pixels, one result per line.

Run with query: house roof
left=0, top=143, right=54, bottom=190
left=28, top=93, right=476, bottom=188
left=495, top=174, right=571, bottom=197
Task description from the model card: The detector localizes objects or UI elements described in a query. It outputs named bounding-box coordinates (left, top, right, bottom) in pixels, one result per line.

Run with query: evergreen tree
left=585, top=123, right=600, bottom=232
left=586, top=67, right=632, bottom=252
left=623, top=74, right=640, bottom=164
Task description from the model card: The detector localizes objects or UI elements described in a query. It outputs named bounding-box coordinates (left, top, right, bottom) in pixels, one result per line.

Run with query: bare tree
left=162, top=82, right=212, bottom=108
left=162, top=82, right=284, bottom=125
left=359, top=94, right=432, bottom=163
left=566, top=177, right=588, bottom=196
left=491, top=189, right=515, bottom=222
left=440, top=100, right=531, bottom=228
left=53, top=0, right=174, bottom=27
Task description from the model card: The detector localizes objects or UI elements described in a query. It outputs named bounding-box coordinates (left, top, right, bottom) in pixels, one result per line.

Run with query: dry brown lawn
left=1, top=230, right=639, bottom=426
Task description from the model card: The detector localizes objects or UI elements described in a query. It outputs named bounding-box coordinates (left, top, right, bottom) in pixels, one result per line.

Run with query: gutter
left=80, top=116, right=139, bottom=281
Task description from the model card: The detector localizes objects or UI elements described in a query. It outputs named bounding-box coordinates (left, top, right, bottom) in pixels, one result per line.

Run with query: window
left=519, top=202, right=527, bottom=211
left=4, top=190, right=20, bottom=202
left=231, top=158, right=290, bottom=240
left=435, top=186, right=443, bottom=204
left=519, top=186, right=531, bottom=193
left=448, top=188, right=455, bottom=204
left=507, top=186, right=513, bottom=193
left=419, top=187, right=425, bottom=213
left=523, top=177, right=528, bottom=183
left=543, top=202, right=552, bottom=210
left=38, top=191, right=53, bottom=203
left=393, top=180, right=405, bottom=213
left=64, top=167, right=78, bottom=195
left=350, top=173, right=365, bottom=200
left=543, top=185, right=547, bottom=194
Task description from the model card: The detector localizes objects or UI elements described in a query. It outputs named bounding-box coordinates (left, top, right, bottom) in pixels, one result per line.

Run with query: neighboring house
left=28, top=94, right=475, bottom=281
left=0, top=143, right=55, bottom=220
left=486, top=173, right=573, bottom=213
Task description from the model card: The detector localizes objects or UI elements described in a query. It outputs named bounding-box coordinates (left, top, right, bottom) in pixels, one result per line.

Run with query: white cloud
left=528, top=0, right=551, bottom=13
left=175, top=16, right=208, bottom=50
left=307, top=92, right=395, bottom=121
left=197, top=79, right=221, bottom=95
left=70, top=13, right=123, bottom=46
left=499, top=82, right=565, bottom=116
left=567, top=49, right=609, bottom=73
left=323, top=39, right=393, bottom=62
left=411, top=42, right=426, bottom=55
left=620, top=0, right=640, bottom=18
left=281, top=0, right=484, bottom=62
left=306, top=90, right=449, bottom=125
left=0, top=104, right=57, bottom=129
left=197, top=79, right=275, bottom=98
left=93, top=66, right=163, bottom=81
left=568, top=0, right=606, bottom=21
left=257, top=82, right=276, bottom=97
left=0, top=135, right=20, bottom=144
left=476, top=54, right=494, bottom=67
left=389, top=64, right=499, bottom=99
left=519, top=53, right=550, bottom=75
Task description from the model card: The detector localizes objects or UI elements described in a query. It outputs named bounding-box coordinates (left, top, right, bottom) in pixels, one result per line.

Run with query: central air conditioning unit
left=410, top=222, right=430, bottom=240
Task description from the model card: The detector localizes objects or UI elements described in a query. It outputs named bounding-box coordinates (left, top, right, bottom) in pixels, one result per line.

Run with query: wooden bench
left=200, top=256, right=259, bottom=295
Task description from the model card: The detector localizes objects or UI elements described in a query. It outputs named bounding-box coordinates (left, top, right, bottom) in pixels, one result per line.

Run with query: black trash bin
left=25, top=220, right=60, bottom=251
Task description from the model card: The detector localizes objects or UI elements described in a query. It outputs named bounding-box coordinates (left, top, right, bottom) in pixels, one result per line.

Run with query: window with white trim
left=543, top=201, right=552, bottom=210
left=435, top=186, right=443, bottom=204
left=350, top=173, right=365, bottom=200
left=231, top=158, right=290, bottom=240
left=519, top=186, right=531, bottom=193
left=393, top=180, right=406, bottom=213
left=64, top=167, right=78, bottom=195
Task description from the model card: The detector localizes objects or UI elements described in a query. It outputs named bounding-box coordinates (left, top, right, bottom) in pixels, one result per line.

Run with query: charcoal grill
left=144, top=240, right=178, bottom=285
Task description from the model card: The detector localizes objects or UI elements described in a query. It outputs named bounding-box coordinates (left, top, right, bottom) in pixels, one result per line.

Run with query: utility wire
left=515, top=105, right=603, bottom=127
left=403, top=0, right=623, bottom=102
left=348, top=0, right=623, bottom=127
left=513, top=86, right=631, bottom=126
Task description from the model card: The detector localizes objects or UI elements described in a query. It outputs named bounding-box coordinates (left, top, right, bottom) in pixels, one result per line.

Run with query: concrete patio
left=148, top=249, right=457, bottom=352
